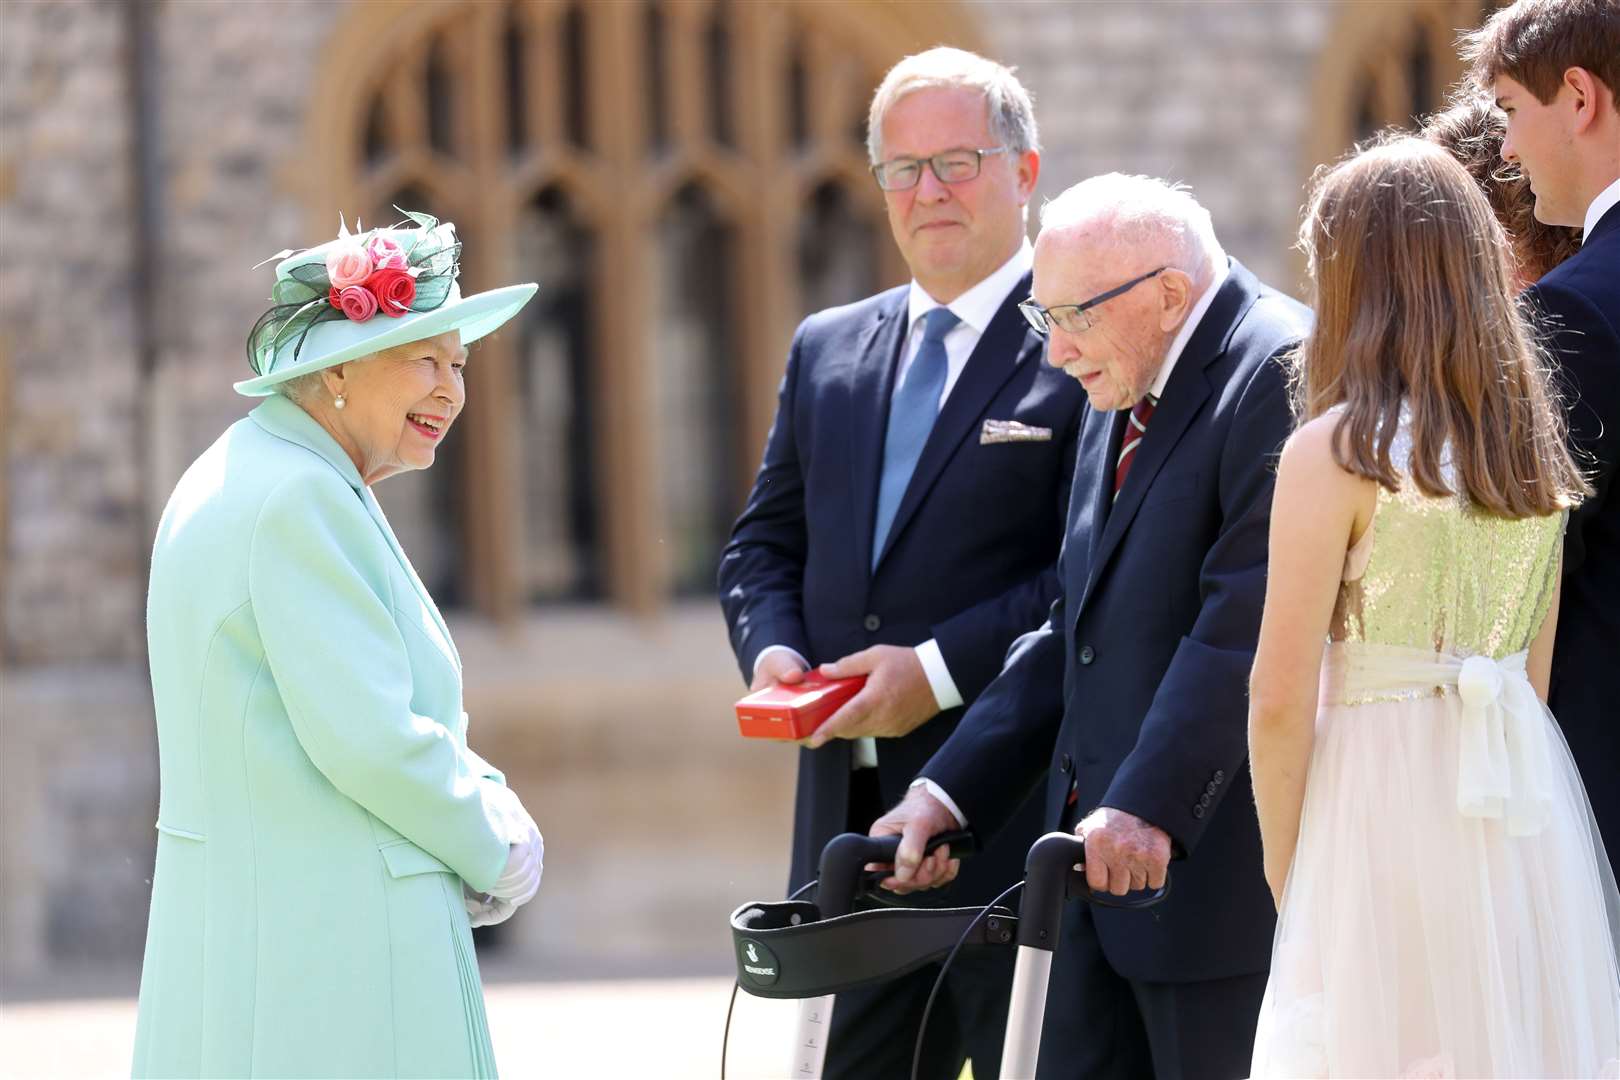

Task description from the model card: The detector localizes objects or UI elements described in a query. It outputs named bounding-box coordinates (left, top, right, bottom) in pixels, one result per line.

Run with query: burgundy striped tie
left=1112, top=393, right=1159, bottom=499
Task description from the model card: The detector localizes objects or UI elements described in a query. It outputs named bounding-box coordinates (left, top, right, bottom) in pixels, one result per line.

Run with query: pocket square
left=980, top=419, right=1053, bottom=445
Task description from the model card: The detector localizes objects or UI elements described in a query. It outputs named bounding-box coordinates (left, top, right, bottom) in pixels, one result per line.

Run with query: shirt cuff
left=909, top=777, right=968, bottom=829
left=751, top=644, right=810, bottom=682
left=914, top=639, right=963, bottom=711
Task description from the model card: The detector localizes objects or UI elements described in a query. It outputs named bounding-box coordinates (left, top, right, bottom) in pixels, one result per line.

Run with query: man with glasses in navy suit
left=718, top=47, right=1086, bottom=1079
left=871, top=174, right=1310, bottom=1079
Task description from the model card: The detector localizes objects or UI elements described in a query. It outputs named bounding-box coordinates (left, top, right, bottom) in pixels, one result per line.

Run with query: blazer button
left=1192, top=804, right=1206, bottom=819
left=1205, top=781, right=1218, bottom=796
left=1078, top=645, right=1095, bottom=665
left=1060, top=753, right=1073, bottom=774
left=1199, top=792, right=1212, bottom=808
left=1214, top=770, right=1225, bottom=785
left=863, top=614, right=882, bottom=632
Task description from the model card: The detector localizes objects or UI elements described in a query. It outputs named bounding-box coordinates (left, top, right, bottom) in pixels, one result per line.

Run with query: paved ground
left=0, top=976, right=803, bottom=1078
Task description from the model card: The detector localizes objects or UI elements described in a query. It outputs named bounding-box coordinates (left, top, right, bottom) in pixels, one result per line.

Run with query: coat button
left=1078, top=645, right=1095, bottom=665
left=1205, top=781, right=1218, bottom=796
left=1060, top=753, right=1073, bottom=774
left=863, top=614, right=881, bottom=632
left=1214, top=770, right=1225, bottom=784
left=1199, top=792, right=1212, bottom=808
left=1192, top=804, right=1205, bottom=819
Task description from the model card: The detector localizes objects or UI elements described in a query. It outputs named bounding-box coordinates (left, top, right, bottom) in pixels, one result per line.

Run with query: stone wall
left=971, top=0, right=1337, bottom=293
left=1, top=0, right=146, bottom=665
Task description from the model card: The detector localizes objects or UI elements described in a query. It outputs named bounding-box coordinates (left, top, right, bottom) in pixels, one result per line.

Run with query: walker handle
left=817, top=830, right=976, bottom=918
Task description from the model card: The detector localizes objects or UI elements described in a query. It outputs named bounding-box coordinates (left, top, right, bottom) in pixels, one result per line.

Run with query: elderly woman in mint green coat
left=133, top=215, right=540, bottom=1078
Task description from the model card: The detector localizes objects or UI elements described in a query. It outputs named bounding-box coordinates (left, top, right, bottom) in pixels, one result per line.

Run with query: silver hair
left=1039, top=173, right=1226, bottom=279
left=866, top=47, right=1040, bottom=164
left=276, top=371, right=327, bottom=407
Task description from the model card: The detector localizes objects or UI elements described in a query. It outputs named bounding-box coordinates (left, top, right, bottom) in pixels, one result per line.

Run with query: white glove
left=464, top=884, right=517, bottom=928
left=481, top=781, right=543, bottom=909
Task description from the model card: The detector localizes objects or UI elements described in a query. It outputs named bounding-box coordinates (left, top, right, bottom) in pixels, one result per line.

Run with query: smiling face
left=1495, top=74, right=1585, bottom=227
left=1031, top=227, right=1195, bottom=412
left=317, top=330, right=467, bottom=485
left=877, top=86, right=1038, bottom=302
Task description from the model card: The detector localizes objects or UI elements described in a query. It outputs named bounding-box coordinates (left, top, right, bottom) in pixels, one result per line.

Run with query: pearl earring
left=334, top=394, right=346, bottom=410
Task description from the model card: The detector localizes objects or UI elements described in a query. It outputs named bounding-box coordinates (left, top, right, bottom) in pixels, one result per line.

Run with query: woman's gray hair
left=866, top=47, right=1040, bottom=164
left=1039, top=173, right=1227, bottom=279
left=276, top=371, right=328, bottom=407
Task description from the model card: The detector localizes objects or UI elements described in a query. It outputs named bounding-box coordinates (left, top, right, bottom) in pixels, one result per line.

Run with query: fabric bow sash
left=1452, top=651, right=1554, bottom=836
left=1331, top=644, right=1556, bottom=836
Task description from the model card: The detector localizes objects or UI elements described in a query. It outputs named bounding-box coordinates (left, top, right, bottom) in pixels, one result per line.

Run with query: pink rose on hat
left=329, top=284, right=378, bottom=322
left=365, top=233, right=409, bottom=271
left=325, top=239, right=373, bottom=289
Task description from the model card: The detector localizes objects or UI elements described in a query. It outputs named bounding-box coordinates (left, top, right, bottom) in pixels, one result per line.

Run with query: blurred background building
left=1, top=0, right=1493, bottom=996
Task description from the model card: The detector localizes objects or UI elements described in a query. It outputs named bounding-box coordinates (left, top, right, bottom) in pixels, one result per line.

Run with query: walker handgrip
left=1015, top=831, right=1171, bottom=952
left=817, top=830, right=976, bottom=918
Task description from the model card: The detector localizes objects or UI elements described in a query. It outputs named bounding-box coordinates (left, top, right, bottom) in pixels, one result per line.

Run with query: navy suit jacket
left=1526, top=201, right=1620, bottom=855
left=923, top=261, right=1310, bottom=982
left=718, top=272, right=1088, bottom=903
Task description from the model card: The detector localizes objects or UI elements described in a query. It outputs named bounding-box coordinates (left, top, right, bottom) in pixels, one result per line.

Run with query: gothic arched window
left=306, top=0, right=965, bottom=618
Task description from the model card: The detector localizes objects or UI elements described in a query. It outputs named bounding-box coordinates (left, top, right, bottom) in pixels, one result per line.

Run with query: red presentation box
left=735, top=672, right=867, bottom=741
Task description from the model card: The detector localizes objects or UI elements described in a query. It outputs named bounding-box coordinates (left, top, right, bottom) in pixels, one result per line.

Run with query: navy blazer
left=923, top=261, right=1310, bottom=982
left=1526, top=201, right=1620, bottom=856
left=719, top=273, right=1088, bottom=903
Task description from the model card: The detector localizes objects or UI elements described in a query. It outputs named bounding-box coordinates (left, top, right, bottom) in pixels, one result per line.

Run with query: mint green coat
left=133, top=395, right=511, bottom=1078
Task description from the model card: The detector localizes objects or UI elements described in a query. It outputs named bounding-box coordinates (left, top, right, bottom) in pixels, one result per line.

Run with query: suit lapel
left=874, top=278, right=1040, bottom=571
left=849, top=294, right=909, bottom=577
left=1074, top=265, right=1258, bottom=622
left=1087, top=408, right=1128, bottom=566
left=1060, top=405, right=1121, bottom=605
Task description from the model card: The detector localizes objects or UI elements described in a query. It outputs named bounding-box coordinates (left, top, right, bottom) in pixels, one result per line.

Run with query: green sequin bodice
left=1331, top=459, right=1563, bottom=659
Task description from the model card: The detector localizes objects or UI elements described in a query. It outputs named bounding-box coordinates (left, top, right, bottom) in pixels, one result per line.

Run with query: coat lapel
left=848, top=294, right=909, bottom=577
left=874, top=277, right=1040, bottom=571
left=1073, top=263, right=1259, bottom=622
left=248, top=395, right=460, bottom=670
left=1059, top=405, right=1121, bottom=606
left=360, top=488, right=461, bottom=670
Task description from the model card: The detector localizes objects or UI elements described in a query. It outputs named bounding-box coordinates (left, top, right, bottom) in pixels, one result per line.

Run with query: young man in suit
left=872, top=174, right=1311, bottom=1079
left=717, top=47, right=1087, bottom=1078
left=1467, top=0, right=1620, bottom=863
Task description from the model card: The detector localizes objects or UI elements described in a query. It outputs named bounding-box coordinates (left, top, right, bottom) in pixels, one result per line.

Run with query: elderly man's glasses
left=871, top=147, right=1009, bottom=191
left=1018, top=266, right=1169, bottom=335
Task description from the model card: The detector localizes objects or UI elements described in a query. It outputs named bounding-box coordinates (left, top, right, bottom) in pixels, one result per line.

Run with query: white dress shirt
left=1583, top=177, right=1620, bottom=244
left=753, top=239, right=1034, bottom=769
left=915, top=257, right=1231, bottom=825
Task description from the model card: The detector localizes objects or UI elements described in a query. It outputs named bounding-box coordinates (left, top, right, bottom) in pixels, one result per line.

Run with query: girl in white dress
left=1248, top=135, right=1620, bottom=1078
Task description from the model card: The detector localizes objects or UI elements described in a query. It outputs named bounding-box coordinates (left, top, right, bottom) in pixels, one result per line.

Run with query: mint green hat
left=236, top=211, right=537, bottom=397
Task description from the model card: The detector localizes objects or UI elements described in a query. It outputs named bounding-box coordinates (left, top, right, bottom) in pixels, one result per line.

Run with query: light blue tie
left=872, top=307, right=959, bottom=568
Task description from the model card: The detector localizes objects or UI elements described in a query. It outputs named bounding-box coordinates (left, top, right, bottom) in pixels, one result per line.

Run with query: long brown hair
left=1420, top=94, right=1583, bottom=282
left=1292, top=135, right=1589, bottom=518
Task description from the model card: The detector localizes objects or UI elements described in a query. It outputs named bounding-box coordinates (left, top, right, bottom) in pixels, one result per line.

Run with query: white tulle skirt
left=1250, top=643, right=1620, bottom=1079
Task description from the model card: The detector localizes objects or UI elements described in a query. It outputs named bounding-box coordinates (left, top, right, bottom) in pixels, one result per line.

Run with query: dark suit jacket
left=923, top=261, right=1310, bottom=982
left=718, top=272, right=1088, bottom=904
left=1525, top=201, right=1620, bottom=854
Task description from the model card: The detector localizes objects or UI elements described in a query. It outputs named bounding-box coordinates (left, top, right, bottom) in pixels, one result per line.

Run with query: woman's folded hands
left=464, top=781, right=544, bottom=928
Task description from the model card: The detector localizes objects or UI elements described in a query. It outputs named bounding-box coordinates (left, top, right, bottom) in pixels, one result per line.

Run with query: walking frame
left=727, top=829, right=1170, bottom=1080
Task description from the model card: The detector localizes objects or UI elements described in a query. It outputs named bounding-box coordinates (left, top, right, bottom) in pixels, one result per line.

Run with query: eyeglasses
left=1018, top=267, right=1169, bottom=335
left=871, top=147, right=1009, bottom=191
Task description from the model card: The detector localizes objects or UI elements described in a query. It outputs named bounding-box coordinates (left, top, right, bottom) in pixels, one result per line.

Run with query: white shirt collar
left=907, top=238, right=1034, bottom=337
left=1148, top=259, right=1231, bottom=401
left=1582, top=177, right=1620, bottom=244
